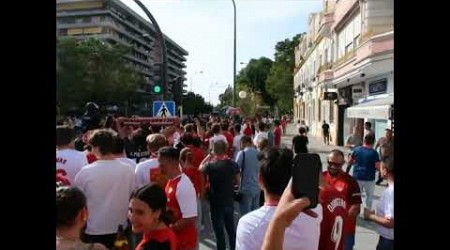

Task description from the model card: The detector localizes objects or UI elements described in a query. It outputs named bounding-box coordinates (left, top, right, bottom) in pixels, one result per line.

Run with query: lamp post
left=190, top=70, right=203, bottom=92
left=134, top=0, right=168, bottom=99
left=232, top=0, right=237, bottom=107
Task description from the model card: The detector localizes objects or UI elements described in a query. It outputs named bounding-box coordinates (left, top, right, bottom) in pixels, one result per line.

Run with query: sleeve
left=232, top=162, right=240, bottom=175
left=235, top=151, right=243, bottom=171
left=175, top=176, right=198, bottom=218
left=236, top=219, right=251, bottom=250
left=375, top=151, right=380, bottom=162
left=383, top=189, right=394, bottom=219
left=134, top=164, right=146, bottom=188
left=201, top=163, right=210, bottom=174
left=348, top=177, right=362, bottom=205
left=80, top=153, right=89, bottom=168
left=73, top=169, right=87, bottom=193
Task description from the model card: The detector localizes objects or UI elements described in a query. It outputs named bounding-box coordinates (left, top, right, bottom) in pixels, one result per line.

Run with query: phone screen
left=292, top=153, right=321, bottom=208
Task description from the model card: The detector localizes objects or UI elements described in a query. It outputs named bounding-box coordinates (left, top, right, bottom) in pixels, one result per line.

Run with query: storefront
left=346, top=94, right=393, bottom=141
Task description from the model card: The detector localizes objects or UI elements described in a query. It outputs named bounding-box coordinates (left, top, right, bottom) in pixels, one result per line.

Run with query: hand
left=363, top=207, right=374, bottom=220
left=271, top=179, right=318, bottom=228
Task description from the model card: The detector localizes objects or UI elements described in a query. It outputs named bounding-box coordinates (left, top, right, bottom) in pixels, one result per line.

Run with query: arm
left=348, top=204, right=361, bottom=219
left=171, top=217, right=198, bottom=232
left=199, top=154, right=213, bottom=172
left=364, top=208, right=394, bottom=228
left=173, top=177, right=198, bottom=232
left=348, top=177, right=362, bottom=218
left=348, top=153, right=355, bottom=165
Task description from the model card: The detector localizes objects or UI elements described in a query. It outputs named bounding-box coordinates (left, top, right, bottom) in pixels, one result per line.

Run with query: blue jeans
left=210, top=205, right=236, bottom=250
left=376, top=236, right=394, bottom=250
left=239, top=192, right=260, bottom=216
left=344, top=234, right=355, bottom=250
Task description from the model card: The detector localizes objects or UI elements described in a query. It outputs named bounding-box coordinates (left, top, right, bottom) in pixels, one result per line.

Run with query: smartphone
left=292, top=153, right=321, bottom=209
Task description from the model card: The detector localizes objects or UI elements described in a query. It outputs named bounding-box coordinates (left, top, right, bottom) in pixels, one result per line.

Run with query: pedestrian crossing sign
left=153, top=101, right=176, bottom=117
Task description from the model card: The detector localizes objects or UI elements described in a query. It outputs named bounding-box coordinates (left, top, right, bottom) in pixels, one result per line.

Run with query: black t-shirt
left=292, top=135, right=309, bottom=154
left=322, top=123, right=330, bottom=133
left=203, top=159, right=240, bottom=207
left=124, top=137, right=150, bottom=163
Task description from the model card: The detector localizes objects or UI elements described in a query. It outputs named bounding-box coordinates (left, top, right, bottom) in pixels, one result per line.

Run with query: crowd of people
left=56, top=110, right=393, bottom=250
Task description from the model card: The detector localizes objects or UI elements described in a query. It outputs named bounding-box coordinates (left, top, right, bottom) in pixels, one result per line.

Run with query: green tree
left=218, top=86, right=233, bottom=108
left=266, top=33, right=305, bottom=114
left=182, top=92, right=213, bottom=115
left=237, top=57, right=275, bottom=107
left=57, top=37, right=143, bottom=114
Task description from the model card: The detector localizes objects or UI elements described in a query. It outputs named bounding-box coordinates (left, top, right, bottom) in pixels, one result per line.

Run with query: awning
left=347, top=95, right=393, bottom=120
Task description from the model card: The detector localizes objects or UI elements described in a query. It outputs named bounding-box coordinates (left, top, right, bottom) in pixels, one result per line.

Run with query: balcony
left=318, top=11, right=334, bottom=38
left=356, top=31, right=393, bottom=63
left=318, top=63, right=334, bottom=82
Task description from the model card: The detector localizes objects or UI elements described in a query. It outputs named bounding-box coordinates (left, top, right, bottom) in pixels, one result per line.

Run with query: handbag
left=234, top=151, right=245, bottom=202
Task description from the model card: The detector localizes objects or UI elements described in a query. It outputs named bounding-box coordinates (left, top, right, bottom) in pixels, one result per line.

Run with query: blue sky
left=120, top=0, right=323, bottom=106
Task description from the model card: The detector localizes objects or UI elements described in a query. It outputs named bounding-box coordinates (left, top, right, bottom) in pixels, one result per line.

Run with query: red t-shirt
left=136, top=227, right=178, bottom=250
left=183, top=145, right=205, bottom=196
left=324, top=171, right=362, bottom=234
left=165, top=175, right=197, bottom=249
left=86, top=152, right=97, bottom=164
left=222, top=131, right=235, bottom=157
left=318, top=184, right=348, bottom=250
left=273, top=126, right=282, bottom=147
left=243, top=125, right=253, bottom=136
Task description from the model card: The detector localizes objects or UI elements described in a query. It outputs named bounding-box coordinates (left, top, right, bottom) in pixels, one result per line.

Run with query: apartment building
left=294, top=0, right=393, bottom=145
left=56, top=0, right=188, bottom=109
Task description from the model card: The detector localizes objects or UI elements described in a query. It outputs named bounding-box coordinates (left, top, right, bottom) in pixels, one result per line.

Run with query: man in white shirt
left=135, top=134, right=168, bottom=188
left=209, top=123, right=228, bottom=151
left=252, top=123, right=268, bottom=147
left=74, top=129, right=135, bottom=249
left=56, top=125, right=89, bottom=184
left=236, top=148, right=322, bottom=250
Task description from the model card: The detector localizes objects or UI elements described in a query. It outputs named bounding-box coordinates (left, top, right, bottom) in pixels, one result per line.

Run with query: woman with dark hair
left=129, top=183, right=178, bottom=250
left=56, top=186, right=107, bottom=250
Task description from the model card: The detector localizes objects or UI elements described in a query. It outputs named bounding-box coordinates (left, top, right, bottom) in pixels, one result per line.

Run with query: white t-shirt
left=375, top=184, right=394, bottom=240
left=117, top=157, right=137, bottom=172
left=236, top=204, right=323, bottom=250
left=174, top=174, right=198, bottom=218
left=233, top=134, right=243, bottom=160
left=56, top=149, right=89, bottom=184
left=252, top=132, right=268, bottom=146
left=134, top=158, right=159, bottom=188
left=209, top=134, right=228, bottom=149
left=74, top=159, right=135, bottom=235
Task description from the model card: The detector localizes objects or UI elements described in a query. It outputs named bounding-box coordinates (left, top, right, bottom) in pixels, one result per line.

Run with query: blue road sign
left=153, top=101, right=176, bottom=117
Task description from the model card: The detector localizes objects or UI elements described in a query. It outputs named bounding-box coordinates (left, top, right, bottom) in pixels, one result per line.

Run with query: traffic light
left=153, top=84, right=162, bottom=94
left=171, top=76, right=184, bottom=105
left=152, top=63, right=163, bottom=95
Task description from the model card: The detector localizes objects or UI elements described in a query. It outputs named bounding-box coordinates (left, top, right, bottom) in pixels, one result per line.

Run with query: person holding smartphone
left=237, top=148, right=322, bottom=250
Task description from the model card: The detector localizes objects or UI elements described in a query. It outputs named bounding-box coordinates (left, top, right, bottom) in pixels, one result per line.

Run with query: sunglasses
left=327, top=161, right=344, bottom=168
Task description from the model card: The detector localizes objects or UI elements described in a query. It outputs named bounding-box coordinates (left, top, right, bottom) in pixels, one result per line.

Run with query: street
left=199, top=123, right=382, bottom=250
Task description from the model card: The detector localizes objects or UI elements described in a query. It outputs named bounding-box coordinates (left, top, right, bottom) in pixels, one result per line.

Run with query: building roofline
left=110, top=0, right=188, bottom=55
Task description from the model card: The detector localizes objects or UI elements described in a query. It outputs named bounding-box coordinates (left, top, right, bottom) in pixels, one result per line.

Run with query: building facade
left=293, top=0, right=393, bottom=145
left=56, top=0, right=188, bottom=112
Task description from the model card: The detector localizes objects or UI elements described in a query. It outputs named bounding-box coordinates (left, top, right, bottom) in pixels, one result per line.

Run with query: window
left=353, top=34, right=360, bottom=50
left=58, top=29, right=67, bottom=36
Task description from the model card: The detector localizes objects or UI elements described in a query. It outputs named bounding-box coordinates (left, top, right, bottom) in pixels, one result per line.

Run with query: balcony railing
left=333, top=49, right=356, bottom=68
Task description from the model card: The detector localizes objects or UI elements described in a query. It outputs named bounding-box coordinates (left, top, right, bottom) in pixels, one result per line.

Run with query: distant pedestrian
left=322, top=121, right=330, bottom=145
left=292, top=127, right=309, bottom=154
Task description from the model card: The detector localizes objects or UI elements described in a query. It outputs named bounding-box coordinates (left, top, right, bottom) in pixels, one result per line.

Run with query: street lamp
left=190, top=70, right=203, bottom=92
left=232, top=0, right=237, bottom=107
left=133, top=0, right=168, bottom=99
